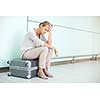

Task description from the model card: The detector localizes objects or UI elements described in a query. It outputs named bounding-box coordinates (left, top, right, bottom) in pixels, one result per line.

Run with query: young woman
left=21, top=21, right=58, bottom=79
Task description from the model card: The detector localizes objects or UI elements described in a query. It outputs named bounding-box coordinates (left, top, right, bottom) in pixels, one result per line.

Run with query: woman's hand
left=48, top=26, right=52, bottom=33
left=53, top=47, right=59, bottom=57
left=44, top=43, right=58, bottom=56
left=47, top=45, right=59, bottom=57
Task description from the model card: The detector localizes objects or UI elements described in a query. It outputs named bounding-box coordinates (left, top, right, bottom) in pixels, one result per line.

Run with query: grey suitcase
left=7, top=58, right=39, bottom=79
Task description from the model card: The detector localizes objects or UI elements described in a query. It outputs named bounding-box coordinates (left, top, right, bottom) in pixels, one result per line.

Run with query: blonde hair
left=39, top=21, right=53, bottom=27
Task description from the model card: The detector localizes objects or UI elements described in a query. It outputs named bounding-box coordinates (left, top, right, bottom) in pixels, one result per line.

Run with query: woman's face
left=40, top=25, right=50, bottom=34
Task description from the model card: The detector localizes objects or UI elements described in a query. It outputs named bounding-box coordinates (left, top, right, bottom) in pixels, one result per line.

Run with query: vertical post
left=91, top=55, right=94, bottom=60
left=71, top=57, right=75, bottom=63
left=94, top=54, right=97, bottom=60
left=27, top=16, right=29, bottom=32
left=91, top=55, right=97, bottom=60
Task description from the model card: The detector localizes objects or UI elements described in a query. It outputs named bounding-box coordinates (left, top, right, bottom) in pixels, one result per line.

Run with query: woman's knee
left=41, top=47, right=48, bottom=52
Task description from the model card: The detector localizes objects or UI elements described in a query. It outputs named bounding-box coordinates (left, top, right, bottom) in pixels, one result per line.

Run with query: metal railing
left=51, top=54, right=100, bottom=63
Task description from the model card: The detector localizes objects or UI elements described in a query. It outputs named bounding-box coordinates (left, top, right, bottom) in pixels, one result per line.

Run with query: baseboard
left=0, top=67, right=9, bottom=73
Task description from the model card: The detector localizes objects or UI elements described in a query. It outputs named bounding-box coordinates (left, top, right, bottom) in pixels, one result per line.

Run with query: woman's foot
left=37, top=68, right=48, bottom=79
left=43, top=69, right=53, bottom=78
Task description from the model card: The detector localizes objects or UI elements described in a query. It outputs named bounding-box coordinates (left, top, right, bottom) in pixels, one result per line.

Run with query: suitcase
left=7, top=58, right=39, bottom=79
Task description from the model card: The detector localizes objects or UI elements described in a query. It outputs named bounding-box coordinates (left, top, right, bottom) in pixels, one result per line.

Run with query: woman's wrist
left=44, top=42, right=54, bottom=49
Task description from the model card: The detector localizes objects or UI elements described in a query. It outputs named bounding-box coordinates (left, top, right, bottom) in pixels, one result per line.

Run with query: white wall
left=0, top=16, right=27, bottom=67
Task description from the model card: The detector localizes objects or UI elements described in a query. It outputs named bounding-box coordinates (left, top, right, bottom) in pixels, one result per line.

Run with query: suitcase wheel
left=26, top=74, right=31, bottom=79
left=8, top=72, right=12, bottom=76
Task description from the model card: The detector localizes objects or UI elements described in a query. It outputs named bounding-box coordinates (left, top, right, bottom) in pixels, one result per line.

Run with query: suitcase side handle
left=25, top=62, right=28, bottom=66
left=25, top=61, right=31, bottom=68
left=7, top=61, right=10, bottom=65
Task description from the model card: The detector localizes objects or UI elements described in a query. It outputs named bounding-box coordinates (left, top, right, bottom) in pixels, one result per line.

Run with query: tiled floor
left=0, top=60, right=100, bottom=83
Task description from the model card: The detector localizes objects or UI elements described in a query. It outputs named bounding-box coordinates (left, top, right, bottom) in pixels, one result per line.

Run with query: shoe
left=37, top=72, right=48, bottom=79
left=43, top=69, right=53, bottom=78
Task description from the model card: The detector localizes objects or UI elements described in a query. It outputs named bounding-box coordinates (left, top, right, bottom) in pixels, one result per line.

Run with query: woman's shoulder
left=27, top=30, right=35, bottom=35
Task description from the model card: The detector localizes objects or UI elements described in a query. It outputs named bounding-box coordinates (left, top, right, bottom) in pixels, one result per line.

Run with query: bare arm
left=44, top=27, right=58, bottom=56
left=47, top=27, right=52, bottom=45
left=44, top=42, right=53, bottom=49
left=47, top=32, right=52, bottom=45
